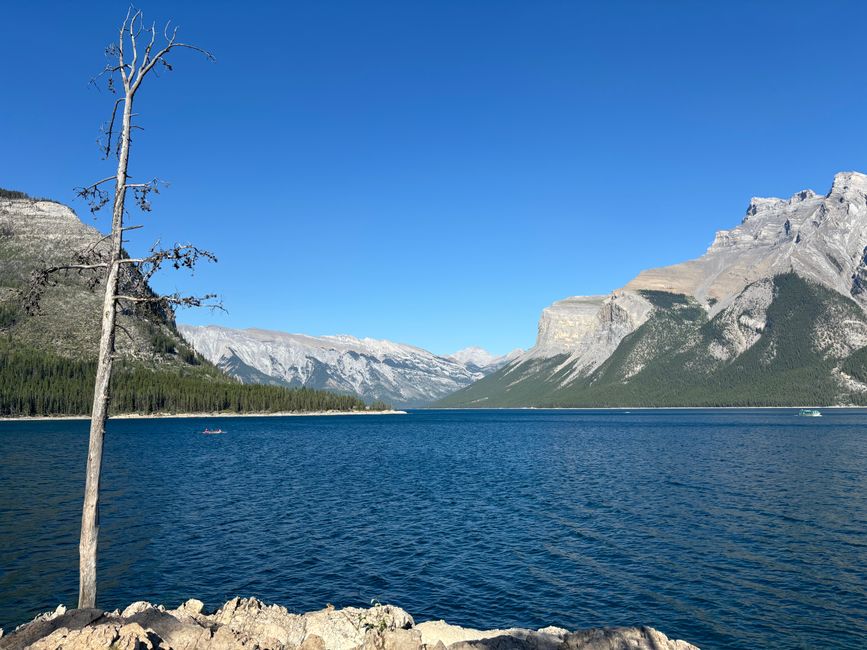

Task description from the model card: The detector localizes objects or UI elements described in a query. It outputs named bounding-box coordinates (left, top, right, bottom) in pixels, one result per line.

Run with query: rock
left=0, top=608, right=104, bottom=650
left=301, top=634, right=326, bottom=650
left=122, top=606, right=213, bottom=650
left=27, top=622, right=158, bottom=650
left=415, top=620, right=512, bottom=646
left=302, top=603, right=413, bottom=650
left=363, top=627, right=423, bottom=650
left=0, top=598, right=699, bottom=650
left=169, top=598, right=206, bottom=618
left=536, top=627, right=569, bottom=637
left=123, top=601, right=158, bottom=618
left=212, top=597, right=305, bottom=648
left=561, top=626, right=698, bottom=649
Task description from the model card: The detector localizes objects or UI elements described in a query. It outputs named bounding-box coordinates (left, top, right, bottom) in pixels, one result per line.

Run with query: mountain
left=440, top=171, right=867, bottom=407
left=447, top=346, right=523, bottom=373
left=0, top=190, right=371, bottom=416
left=0, top=189, right=186, bottom=361
left=179, top=325, right=510, bottom=407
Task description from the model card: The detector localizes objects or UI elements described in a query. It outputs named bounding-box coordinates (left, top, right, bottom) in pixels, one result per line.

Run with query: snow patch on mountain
left=448, top=346, right=523, bottom=373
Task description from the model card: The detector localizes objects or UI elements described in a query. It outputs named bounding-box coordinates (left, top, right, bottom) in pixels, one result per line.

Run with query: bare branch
left=131, top=24, right=215, bottom=92
left=125, top=178, right=166, bottom=211
left=99, top=98, right=125, bottom=159
left=141, top=21, right=157, bottom=70
left=117, top=6, right=131, bottom=88
left=19, top=261, right=106, bottom=315
left=115, top=321, right=135, bottom=342
left=116, top=292, right=224, bottom=312
left=74, top=175, right=117, bottom=212
left=135, top=242, right=218, bottom=284
left=83, top=176, right=116, bottom=188
left=128, top=14, right=137, bottom=77
left=44, top=263, right=108, bottom=272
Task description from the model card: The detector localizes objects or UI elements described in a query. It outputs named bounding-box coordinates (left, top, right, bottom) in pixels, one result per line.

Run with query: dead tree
left=27, top=9, right=217, bottom=609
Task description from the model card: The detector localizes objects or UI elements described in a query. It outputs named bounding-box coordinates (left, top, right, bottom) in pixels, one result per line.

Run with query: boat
left=203, top=428, right=225, bottom=434
left=797, top=409, right=822, bottom=417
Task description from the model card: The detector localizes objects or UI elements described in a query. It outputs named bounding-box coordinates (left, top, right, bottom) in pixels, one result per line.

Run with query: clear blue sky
left=2, top=1, right=866, bottom=355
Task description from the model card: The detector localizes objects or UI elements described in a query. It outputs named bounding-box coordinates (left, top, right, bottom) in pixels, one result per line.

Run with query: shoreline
left=422, top=404, right=867, bottom=411
left=0, top=410, right=407, bottom=422
left=2, top=405, right=861, bottom=421
left=421, top=405, right=859, bottom=410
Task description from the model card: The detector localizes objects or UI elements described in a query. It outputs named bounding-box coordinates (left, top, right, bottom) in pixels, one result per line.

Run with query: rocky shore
left=0, top=597, right=698, bottom=650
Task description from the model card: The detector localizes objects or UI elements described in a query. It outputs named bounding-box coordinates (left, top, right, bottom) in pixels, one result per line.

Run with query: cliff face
left=440, top=172, right=867, bottom=407
left=531, top=291, right=654, bottom=380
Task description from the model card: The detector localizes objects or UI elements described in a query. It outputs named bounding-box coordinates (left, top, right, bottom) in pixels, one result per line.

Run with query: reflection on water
left=1, top=409, right=866, bottom=649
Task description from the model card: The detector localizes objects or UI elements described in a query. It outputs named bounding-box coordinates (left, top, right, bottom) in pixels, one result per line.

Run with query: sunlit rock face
left=534, top=295, right=608, bottom=356
left=522, top=292, right=654, bottom=381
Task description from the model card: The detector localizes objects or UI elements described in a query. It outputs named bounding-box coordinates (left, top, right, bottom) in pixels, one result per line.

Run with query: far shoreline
left=0, top=410, right=407, bottom=422
left=418, top=405, right=862, bottom=410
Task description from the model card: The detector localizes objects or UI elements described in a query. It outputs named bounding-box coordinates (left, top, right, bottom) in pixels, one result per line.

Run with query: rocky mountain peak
left=745, top=196, right=785, bottom=219
left=791, top=188, right=817, bottom=203
left=744, top=189, right=818, bottom=221
left=828, top=170, right=867, bottom=197
left=620, top=171, right=867, bottom=311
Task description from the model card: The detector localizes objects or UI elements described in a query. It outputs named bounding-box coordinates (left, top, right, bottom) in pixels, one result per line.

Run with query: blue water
left=1, top=409, right=866, bottom=648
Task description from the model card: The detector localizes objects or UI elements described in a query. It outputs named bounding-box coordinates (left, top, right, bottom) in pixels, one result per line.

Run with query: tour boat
left=797, top=409, right=822, bottom=417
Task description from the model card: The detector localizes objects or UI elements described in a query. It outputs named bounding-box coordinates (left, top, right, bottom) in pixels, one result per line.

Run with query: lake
left=1, top=409, right=865, bottom=648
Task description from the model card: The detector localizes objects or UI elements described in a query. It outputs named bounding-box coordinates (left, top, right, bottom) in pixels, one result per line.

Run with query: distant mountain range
left=440, top=171, right=867, bottom=407
left=179, top=325, right=521, bottom=407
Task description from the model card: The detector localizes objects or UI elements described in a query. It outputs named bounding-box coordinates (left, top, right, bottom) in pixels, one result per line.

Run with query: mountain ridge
left=179, top=324, right=512, bottom=407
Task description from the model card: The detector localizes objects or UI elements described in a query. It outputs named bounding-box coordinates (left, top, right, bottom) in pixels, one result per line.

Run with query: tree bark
left=78, top=91, right=133, bottom=609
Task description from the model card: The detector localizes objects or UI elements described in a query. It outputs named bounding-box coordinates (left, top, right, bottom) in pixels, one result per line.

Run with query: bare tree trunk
left=78, top=94, right=133, bottom=609
left=71, top=11, right=215, bottom=608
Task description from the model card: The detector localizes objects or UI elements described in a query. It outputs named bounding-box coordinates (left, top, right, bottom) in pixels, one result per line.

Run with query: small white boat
left=797, top=409, right=822, bottom=417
